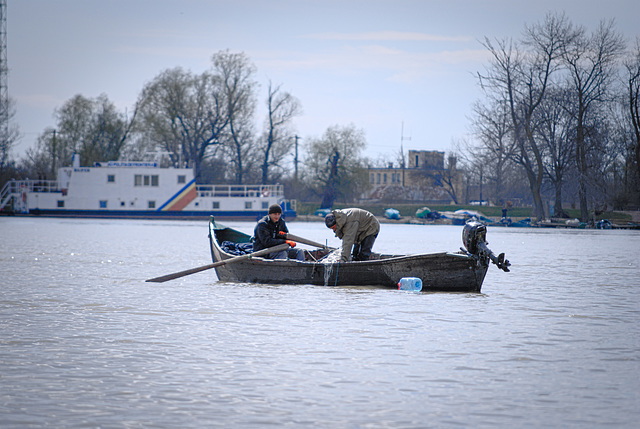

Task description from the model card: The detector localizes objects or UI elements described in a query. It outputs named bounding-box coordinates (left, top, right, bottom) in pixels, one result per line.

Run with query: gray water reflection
left=1, top=218, right=639, bottom=428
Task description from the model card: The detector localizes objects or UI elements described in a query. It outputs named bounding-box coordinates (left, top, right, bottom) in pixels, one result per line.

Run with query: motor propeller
left=462, top=219, right=511, bottom=272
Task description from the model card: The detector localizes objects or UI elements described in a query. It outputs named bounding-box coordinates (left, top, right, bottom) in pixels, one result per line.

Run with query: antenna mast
left=400, top=122, right=411, bottom=186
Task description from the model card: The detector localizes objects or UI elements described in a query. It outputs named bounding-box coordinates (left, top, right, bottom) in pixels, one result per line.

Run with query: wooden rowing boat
left=207, top=217, right=510, bottom=292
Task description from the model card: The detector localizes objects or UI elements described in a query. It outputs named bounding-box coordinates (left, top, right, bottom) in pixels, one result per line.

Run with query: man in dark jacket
left=253, top=204, right=304, bottom=260
left=324, top=208, right=380, bottom=262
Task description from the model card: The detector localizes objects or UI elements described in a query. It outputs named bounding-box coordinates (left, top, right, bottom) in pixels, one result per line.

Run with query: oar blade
left=145, top=242, right=291, bottom=283
left=145, top=263, right=217, bottom=283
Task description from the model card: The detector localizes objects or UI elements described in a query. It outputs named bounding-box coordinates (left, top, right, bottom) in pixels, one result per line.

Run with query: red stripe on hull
left=168, top=186, right=197, bottom=211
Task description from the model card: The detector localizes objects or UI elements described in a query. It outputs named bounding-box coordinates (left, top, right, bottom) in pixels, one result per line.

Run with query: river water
left=1, top=217, right=638, bottom=428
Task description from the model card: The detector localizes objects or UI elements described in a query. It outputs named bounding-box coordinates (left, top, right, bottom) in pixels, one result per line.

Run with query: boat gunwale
left=208, top=218, right=471, bottom=266
left=207, top=216, right=489, bottom=291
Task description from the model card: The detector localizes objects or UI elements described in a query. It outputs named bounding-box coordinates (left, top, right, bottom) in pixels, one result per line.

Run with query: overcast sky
left=8, top=0, right=640, bottom=163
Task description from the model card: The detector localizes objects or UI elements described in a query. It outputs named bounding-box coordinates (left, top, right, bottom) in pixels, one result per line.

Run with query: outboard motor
left=462, top=219, right=510, bottom=272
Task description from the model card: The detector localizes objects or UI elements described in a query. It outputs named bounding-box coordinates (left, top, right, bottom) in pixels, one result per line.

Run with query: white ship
left=0, top=155, right=296, bottom=219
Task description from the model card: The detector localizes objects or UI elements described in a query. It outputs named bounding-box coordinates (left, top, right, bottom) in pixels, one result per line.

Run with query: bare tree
left=562, top=19, right=625, bottom=221
left=625, top=37, right=640, bottom=203
left=52, top=94, right=93, bottom=168
left=537, top=85, right=575, bottom=217
left=137, top=68, right=226, bottom=180
left=478, top=12, right=575, bottom=221
left=261, top=81, right=302, bottom=184
left=23, top=130, right=55, bottom=180
left=0, top=96, right=19, bottom=175
left=84, top=95, right=138, bottom=163
left=214, top=51, right=258, bottom=184
left=31, top=94, right=137, bottom=175
left=303, top=124, right=369, bottom=206
left=471, top=99, right=517, bottom=204
left=439, top=154, right=463, bottom=204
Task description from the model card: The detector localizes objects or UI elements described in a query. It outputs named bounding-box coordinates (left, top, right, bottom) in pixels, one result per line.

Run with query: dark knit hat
left=325, top=213, right=336, bottom=228
left=268, top=204, right=282, bottom=214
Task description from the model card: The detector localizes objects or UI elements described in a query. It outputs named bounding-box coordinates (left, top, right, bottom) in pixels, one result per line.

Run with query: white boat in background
left=0, top=155, right=296, bottom=220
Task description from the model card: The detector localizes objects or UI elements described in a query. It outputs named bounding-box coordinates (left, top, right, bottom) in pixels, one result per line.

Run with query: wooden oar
left=145, top=243, right=291, bottom=283
left=282, top=232, right=335, bottom=250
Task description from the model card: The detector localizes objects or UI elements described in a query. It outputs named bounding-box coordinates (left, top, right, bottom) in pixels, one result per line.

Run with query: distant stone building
left=407, top=150, right=444, bottom=170
left=365, top=150, right=464, bottom=204
left=368, top=163, right=404, bottom=187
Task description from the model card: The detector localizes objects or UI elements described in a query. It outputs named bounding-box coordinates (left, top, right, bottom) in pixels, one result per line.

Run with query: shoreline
left=291, top=214, right=640, bottom=230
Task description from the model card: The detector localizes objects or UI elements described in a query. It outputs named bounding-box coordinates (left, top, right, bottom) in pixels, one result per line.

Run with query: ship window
left=212, top=201, right=220, bottom=209
left=245, top=202, right=252, bottom=209
left=99, top=200, right=107, bottom=208
left=120, top=201, right=125, bottom=207
left=136, top=175, right=159, bottom=187
left=262, top=201, right=269, bottom=209
left=107, top=175, right=115, bottom=183
left=57, top=200, right=64, bottom=208
left=177, top=175, right=186, bottom=184
left=148, top=201, right=156, bottom=209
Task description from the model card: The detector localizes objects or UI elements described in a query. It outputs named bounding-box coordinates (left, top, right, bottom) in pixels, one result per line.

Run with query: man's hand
left=285, top=240, right=296, bottom=247
left=278, top=231, right=287, bottom=237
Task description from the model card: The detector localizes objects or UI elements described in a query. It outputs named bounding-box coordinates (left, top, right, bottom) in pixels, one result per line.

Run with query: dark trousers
left=352, top=234, right=377, bottom=261
left=268, top=248, right=305, bottom=261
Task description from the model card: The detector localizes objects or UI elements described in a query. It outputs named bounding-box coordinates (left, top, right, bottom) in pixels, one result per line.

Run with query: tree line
left=464, top=12, right=640, bottom=221
left=2, top=14, right=639, bottom=220
left=0, top=50, right=369, bottom=207
left=23, top=51, right=302, bottom=186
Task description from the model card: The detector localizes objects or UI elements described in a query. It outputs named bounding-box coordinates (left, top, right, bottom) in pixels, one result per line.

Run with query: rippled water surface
left=1, top=218, right=639, bottom=428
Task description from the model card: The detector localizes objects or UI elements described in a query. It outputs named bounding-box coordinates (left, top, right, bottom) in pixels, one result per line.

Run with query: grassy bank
left=295, top=202, right=634, bottom=223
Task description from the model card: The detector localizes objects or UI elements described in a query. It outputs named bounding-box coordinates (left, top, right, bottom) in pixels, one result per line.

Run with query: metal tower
left=0, top=0, right=8, bottom=159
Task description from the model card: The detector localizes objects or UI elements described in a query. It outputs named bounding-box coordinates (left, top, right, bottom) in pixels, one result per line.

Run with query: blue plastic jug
left=398, top=277, right=422, bottom=292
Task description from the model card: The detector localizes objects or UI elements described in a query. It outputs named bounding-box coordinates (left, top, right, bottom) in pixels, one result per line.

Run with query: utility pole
left=400, top=122, right=411, bottom=187
left=51, top=130, right=57, bottom=178
left=294, top=135, right=300, bottom=182
left=479, top=167, right=483, bottom=205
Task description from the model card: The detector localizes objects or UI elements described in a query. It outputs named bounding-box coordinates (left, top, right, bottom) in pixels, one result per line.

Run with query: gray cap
left=325, top=213, right=336, bottom=228
left=268, top=204, right=282, bottom=214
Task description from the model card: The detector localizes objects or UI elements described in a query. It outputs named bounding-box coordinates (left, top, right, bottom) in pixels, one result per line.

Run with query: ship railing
left=9, top=179, right=60, bottom=193
left=0, top=179, right=60, bottom=211
left=0, top=180, right=14, bottom=210
left=195, top=184, right=284, bottom=198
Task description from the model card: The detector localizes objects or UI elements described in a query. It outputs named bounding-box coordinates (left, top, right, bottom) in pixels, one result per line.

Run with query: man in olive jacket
left=325, top=208, right=380, bottom=262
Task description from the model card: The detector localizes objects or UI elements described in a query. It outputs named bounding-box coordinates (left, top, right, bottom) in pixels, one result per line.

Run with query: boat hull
left=208, top=218, right=489, bottom=292
left=1, top=159, right=296, bottom=220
